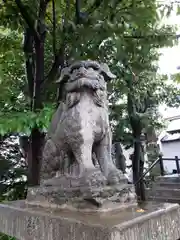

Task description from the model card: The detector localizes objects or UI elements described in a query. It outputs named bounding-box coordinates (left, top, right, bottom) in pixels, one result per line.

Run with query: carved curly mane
left=66, top=92, right=81, bottom=108
left=56, top=60, right=115, bottom=109
left=65, top=79, right=107, bottom=109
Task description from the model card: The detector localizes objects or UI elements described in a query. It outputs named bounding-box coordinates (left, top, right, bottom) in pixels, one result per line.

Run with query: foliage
left=0, top=233, right=16, bottom=240
left=0, top=0, right=179, bottom=137
left=0, top=136, right=27, bottom=201
left=105, top=5, right=179, bottom=148
left=0, top=105, right=56, bottom=136
left=95, top=0, right=180, bottom=199
left=0, top=26, right=25, bottom=110
left=0, top=0, right=179, bottom=197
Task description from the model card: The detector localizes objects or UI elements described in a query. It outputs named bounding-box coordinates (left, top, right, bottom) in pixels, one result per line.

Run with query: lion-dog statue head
left=56, top=60, right=116, bottom=108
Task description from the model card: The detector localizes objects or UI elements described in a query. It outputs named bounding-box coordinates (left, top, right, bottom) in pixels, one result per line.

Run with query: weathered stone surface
left=27, top=182, right=136, bottom=212
left=0, top=201, right=180, bottom=240
left=28, top=60, right=137, bottom=210
left=40, top=60, right=124, bottom=187
left=147, top=175, right=180, bottom=204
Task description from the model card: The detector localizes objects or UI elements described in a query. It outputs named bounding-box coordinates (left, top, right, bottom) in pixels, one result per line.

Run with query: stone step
left=148, top=196, right=180, bottom=204
left=155, top=175, right=180, bottom=183
left=147, top=175, right=180, bottom=205
left=156, top=182, right=180, bottom=189
left=151, top=188, right=180, bottom=199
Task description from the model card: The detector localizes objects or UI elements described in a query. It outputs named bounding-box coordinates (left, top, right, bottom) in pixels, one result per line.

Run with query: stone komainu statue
left=41, top=60, right=123, bottom=186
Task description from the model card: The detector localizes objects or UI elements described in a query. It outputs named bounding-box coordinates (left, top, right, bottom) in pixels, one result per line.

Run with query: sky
left=158, top=1, right=180, bottom=118
left=158, top=2, right=180, bottom=75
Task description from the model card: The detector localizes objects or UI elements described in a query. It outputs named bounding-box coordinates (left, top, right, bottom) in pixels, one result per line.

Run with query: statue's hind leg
left=40, top=139, right=61, bottom=183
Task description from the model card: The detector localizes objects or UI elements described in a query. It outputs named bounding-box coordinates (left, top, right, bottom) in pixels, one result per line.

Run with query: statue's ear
left=55, top=67, right=70, bottom=102
left=56, top=67, right=70, bottom=84
left=100, top=63, right=116, bottom=81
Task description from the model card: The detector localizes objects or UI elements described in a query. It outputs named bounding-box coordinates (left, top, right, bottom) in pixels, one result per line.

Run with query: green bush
left=0, top=233, right=16, bottom=240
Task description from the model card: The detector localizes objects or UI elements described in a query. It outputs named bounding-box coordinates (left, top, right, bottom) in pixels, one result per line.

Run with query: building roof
left=161, top=133, right=180, bottom=143
left=165, top=114, right=180, bottom=121
left=166, top=119, right=180, bottom=133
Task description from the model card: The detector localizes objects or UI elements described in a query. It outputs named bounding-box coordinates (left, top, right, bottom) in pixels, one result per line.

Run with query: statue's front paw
left=107, top=168, right=124, bottom=185
left=80, top=168, right=107, bottom=188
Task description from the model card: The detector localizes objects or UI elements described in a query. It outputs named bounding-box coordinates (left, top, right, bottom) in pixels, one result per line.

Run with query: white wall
left=122, top=145, right=148, bottom=174
left=121, top=146, right=133, bottom=167
left=160, top=141, right=180, bottom=173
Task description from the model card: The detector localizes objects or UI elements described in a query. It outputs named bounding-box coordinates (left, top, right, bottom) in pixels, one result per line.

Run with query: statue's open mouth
left=72, top=75, right=99, bottom=82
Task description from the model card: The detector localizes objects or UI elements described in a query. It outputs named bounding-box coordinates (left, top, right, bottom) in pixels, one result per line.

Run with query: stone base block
left=26, top=183, right=136, bottom=212
left=0, top=201, right=180, bottom=240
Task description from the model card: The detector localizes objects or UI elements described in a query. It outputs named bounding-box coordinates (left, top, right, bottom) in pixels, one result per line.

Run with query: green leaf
left=177, top=5, right=180, bottom=15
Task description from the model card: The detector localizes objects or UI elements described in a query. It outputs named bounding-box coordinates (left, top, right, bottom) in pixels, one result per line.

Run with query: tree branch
left=43, top=46, right=65, bottom=86
left=15, top=0, right=40, bottom=41
left=123, top=33, right=179, bottom=39
left=45, top=0, right=103, bottom=85
left=43, top=0, right=70, bottom=85
left=87, top=0, right=102, bottom=15
left=110, top=0, right=124, bottom=21
left=43, top=0, right=115, bottom=87
left=52, top=0, right=56, bottom=55
left=75, top=0, right=81, bottom=24
left=38, top=0, right=49, bottom=20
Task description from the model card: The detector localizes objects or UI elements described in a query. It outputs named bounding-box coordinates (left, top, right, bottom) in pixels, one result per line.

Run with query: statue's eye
left=70, top=67, right=79, bottom=74
left=70, top=62, right=84, bottom=73
left=87, top=64, right=99, bottom=71
left=85, top=61, right=100, bottom=70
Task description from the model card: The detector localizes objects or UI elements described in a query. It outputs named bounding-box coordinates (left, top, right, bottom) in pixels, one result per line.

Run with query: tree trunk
left=139, top=144, right=146, bottom=201
left=23, top=30, right=45, bottom=186
left=132, top=132, right=146, bottom=202
left=132, top=136, right=141, bottom=200
left=27, top=0, right=49, bottom=186
left=114, top=142, right=126, bottom=173
left=127, top=90, right=146, bottom=201
left=23, top=27, right=35, bottom=102
left=28, top=128, right=45, bottom=186
left=27, top=28, right=46, bottom=186
left=16, top=1, right=51, bottom=186
left=19, top=135, right=29, bottom=166
left=23, top=28, right=36, bottom=185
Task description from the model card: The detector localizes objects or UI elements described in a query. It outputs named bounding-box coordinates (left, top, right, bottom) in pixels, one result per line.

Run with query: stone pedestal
left=26, top=181, right=136, bottom=212
left=26, top=173, right=137, bottom=212
left=0, top=200, right=180, bottom=240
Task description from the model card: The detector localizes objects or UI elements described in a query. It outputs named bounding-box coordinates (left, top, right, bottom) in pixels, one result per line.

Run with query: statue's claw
left=107, top=168, right=124, bottom=185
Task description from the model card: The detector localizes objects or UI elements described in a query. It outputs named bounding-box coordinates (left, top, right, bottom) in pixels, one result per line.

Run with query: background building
left=158, top=114, right=180, bottom=173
